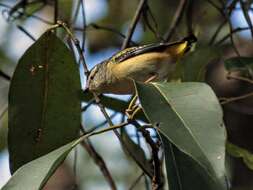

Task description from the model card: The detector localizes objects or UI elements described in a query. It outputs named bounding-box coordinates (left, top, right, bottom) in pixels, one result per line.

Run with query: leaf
left=180, top=47, right=221, bottom=81
left=1, top=139, right=77, bottom=190
left=80, top=91, right=148, bottom=122
left=224, top=57, right=253, bottom=71
left=162, top=137, right=227, bottom=190
left=8, top=31, right=81, bottom=173
left=135, top=82, right=227, bottom=189
left=226, top=141, right=253, bottom=170
left=121, top=128, right=153, bottom=178
left=1, top=124, right=122, bottom=190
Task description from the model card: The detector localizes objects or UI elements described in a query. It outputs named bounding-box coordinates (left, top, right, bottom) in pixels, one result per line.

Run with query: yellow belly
left=104, top=52, right=177, bottom=94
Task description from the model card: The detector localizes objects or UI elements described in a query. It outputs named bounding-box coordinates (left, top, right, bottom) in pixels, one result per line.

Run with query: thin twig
left=133, top=121, right=162, bottom=190
left=0, top=105, right=8, bottom=121
left=0, top=70, right=11, bottom=81
left=208, top=0, right=241, bottom=56
left=75, top=24, right=137, bottom=45
left=121, top=0, right=147, bottom=49
left=209, top=19, right=227, bottom=45
left=128, top=173, right=145, bottom=190
left=57, top=21, right=90, bottom=77
left=0, top=3, right=52, bottom=24
left=73, top=147, right=78, bottom=189
left=220, top=92, right=253, bottom=104
left=80, top=0, right=86, bottom=52
left=54, top=0, right=58, bottom=24
left=227, top=73, right=253, bottom=85
left=216, top=26, right=250, bottom=45
left=142, top=4, right=162, bottom=40
left=163, top=0, right=188, bottom=42
left=16, top=24, right=36, bottom=41
left=186, top=0, right=194, bottom=35
left=80, top=127, right=117, bottom=190
left=239, top=0, right=253, bottom=41
left=71, top=0, right=81, bottom=26
left=207, top=0, right=237, bottom=45
left=140, top=128, right=162, bottom=190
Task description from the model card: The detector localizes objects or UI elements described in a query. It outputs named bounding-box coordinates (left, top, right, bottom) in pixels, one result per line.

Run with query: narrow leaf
left=226, top=141, right=253, bottom=170
left=224, top=57, right=253, bottom=71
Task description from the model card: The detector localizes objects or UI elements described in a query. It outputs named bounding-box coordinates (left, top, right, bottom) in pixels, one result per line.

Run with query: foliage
left=0, top=0, right=253, bottom=190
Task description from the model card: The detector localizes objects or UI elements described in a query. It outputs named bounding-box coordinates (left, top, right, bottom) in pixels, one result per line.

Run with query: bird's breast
left=112, top=52, right=176, bottom=82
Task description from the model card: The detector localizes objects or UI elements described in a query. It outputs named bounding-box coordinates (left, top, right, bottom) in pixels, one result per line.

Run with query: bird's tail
left=165, top=34, right=197, bottom=58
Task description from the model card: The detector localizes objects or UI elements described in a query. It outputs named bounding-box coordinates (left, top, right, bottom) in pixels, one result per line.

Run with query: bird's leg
left=126, top=74, right=158, bottom=120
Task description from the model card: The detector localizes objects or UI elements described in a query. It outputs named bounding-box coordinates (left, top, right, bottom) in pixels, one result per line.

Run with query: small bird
left=87, top=35, right=197, bottom=94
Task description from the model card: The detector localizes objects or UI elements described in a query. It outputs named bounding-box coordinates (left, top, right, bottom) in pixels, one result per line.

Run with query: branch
left=0, top=2, right=52, bottom=24
left=16, top=24, right=36, bottom=41
left=239, top=0, right=253, bottom=41
left=133, top=121, right=163, bottom=190
left=209, top=0, right=241, bottom=56
left=163, top=0, right=187, bottom=42
left=74, top=24, right=137, bottom=45
left=140, top=128, right=162, bottom=190
left=216, top=27, right=250, bottom=45
left=80, top=127, right=117, bottom=190
left=227, top=73, right=253, bottom=85
left=54, top=0, right=58, bottom=24
left=220, top=91, right=253, bottom=104
left=128, top=173, right=145, bottom=190
left=0, top=70, right=11, bottom=81
left=186, top=0, right=194, bottom=35
left=209, top=19, right=227, bottom=45
left=121, top=0, right=147, bottom=49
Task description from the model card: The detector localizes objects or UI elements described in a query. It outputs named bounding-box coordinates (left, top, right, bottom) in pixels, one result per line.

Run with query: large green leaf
left=180, top=47, right=220, bottom=81
left=135, top=82, right=227, bottom=189
left=2, top=124, right=121, bottom=190
left=8, top=31, right=81, bottom=173
left=163, top=137, right=227, bottom=190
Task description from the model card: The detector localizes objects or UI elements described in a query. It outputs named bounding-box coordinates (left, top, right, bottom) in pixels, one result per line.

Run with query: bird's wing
left=110, top=35, right=197, bottom=64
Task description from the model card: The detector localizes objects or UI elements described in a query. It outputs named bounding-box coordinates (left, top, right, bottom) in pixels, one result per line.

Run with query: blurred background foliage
left=0, top=0, right=253, bottom=190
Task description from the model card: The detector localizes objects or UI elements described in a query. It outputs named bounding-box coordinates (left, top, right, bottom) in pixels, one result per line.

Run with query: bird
left=86, top=34, right=197, bottom=94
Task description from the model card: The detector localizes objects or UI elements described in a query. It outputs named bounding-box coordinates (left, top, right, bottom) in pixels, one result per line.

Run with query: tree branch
left=80, top=127, right=117, bottom=190
left=163, top=0, right=187, bottom=42
left=121, top=0, right=147, bottom=49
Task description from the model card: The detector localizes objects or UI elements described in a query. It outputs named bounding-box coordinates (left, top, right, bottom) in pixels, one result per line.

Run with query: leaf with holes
left=8, top=31, right=81, bottom=173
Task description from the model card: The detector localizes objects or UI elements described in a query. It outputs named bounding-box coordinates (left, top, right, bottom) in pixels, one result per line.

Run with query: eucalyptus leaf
left=224, top=57, right=253, bottom=71
left=135, top=82, right=227, bottom=189
left=8, top=31, right=81, bottom=173
left=1, top=139, right=78, bottom=190
left=2, top=124, right=122, bottom=190
left=226, top=141, right=253, bottom=170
